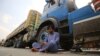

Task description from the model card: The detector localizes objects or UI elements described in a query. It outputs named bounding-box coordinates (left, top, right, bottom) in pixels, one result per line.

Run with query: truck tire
left=13, top=38, right=25, bottom=48
left=37, top=26, right=48, bottom=42
left=5, top=40, right=13, bottom=47
left=13, top=41, right=17, bottom=48
left=16, top=41, right=23, bottom=48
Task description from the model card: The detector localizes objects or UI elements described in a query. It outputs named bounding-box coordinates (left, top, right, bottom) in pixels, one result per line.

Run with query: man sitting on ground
left=31, top=25, right=60, bottom=53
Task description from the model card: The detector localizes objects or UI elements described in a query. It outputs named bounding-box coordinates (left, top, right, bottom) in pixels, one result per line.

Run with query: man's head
left=47, top=25, right=55, bottom=34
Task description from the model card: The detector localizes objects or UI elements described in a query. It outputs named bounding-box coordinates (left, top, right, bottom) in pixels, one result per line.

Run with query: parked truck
left=4, top=10, right=41, bottom=48
left=5, top=0, right=100, bottom=51
left=35, top=0, right=100, bottom=51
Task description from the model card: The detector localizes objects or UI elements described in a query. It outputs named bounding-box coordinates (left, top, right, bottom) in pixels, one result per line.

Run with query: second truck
left=4, top=10, right=41, bottom=48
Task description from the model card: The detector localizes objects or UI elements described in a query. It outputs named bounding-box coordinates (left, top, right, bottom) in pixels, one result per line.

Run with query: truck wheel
left=13, top=42, right=17, bottom=48
left=38, top=26, right=48, bottom=42
left=13, top=39, right=17, bottom=48
left=5, top=40, right=13, bottom=47
left=13, top=39, right=25, bottom=48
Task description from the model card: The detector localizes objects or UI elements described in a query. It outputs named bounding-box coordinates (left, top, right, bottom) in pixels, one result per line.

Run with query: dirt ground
left=0, top=47, right=99, bottom=56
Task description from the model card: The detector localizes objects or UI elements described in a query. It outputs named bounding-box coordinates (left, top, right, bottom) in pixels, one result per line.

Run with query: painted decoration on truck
left=92, top=0, right=100, bottom=11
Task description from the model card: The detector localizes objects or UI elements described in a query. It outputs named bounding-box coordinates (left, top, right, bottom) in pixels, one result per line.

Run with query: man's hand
left=41, top=42, right=48, bottom=45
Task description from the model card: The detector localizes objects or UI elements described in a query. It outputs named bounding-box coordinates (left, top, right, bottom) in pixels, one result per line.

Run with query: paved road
left=0, top=47, right=100, bottom=56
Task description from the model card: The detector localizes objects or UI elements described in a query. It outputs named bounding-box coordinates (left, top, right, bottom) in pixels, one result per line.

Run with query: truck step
left=81, top=48, right=100, bottom=52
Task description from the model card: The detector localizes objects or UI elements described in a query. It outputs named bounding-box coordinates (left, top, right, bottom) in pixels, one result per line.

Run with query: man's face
left=48, top=27, right=53, bottom=34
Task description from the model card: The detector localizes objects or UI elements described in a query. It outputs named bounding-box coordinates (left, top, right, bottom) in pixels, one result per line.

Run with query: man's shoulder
left=54, top=32, right=59, bottom=35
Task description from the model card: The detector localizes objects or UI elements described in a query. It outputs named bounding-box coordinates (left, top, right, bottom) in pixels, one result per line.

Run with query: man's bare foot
left=31, top=48, right=38, bottom=52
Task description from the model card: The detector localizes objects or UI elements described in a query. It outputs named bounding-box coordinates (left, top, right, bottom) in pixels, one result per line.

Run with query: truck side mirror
left=45, top=0, right=51, bottom=3
left=45, top=0, right=55, bottom=5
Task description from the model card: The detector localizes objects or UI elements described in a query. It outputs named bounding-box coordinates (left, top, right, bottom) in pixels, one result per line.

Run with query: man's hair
left=47, top=25, right=55, bottom=30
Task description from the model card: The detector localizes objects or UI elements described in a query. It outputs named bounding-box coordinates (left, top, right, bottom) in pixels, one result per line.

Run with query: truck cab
left=38, top=0, right=77, bottom=50
left=37, top=0, right=100, bottom=50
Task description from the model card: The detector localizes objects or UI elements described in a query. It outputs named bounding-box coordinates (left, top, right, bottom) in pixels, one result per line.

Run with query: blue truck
left=36, top=0, right=100, bottom=50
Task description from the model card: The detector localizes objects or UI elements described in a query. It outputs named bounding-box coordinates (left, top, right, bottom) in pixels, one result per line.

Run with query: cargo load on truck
left=4, top=10, right=41, bottom=48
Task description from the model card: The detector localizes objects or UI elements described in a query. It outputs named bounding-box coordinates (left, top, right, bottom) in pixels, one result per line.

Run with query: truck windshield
left=75, top=0, right=92, bottom=9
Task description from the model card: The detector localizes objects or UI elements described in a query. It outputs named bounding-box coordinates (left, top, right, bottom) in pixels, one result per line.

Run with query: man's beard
left=49, top=31, right=53, bottom=34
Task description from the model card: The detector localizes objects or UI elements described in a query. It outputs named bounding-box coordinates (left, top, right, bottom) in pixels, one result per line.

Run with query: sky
left=0, top=0, right=91, bottom=41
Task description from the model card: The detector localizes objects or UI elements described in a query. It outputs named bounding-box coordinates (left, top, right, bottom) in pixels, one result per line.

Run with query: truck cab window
left=50, top=0, right=61, bottom=6
left=50, top=0, right=55, bottom=5
left=67, top=0, right=77, bottom=12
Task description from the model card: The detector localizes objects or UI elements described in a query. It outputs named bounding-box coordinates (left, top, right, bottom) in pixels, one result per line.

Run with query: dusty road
left=0, top=47, right=100, bottom=56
